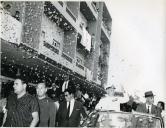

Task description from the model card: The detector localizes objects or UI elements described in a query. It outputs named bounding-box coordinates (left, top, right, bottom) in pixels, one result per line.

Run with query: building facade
left=0, top=1, right=112, bottom=98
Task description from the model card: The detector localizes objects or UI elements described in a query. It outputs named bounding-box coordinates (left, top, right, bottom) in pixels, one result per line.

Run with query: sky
left=106, top=0, right=166, bottom=103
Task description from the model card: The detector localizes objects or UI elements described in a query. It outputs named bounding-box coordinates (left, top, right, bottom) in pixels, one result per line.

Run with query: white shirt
left=67, top=98, right=75, bottom=116
left=146, top=104, right=152, bottom=114
left=54, top=101, right=59, bottom=110
left=95, top=93, right=129, bottom=111
left=62, top=80, right=69, bottom=92
left=84, top=93, right=89, bottom=99
left=161, top=110, right=166, bottom=126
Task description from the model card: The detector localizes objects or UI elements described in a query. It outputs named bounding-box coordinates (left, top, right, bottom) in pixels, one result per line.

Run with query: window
left=58, top=1, right=63, bottom=7
left=42, top=31, right=45, bottom=38
left=76, top=56, right=84, bottom=70
left=52, top=39, right=60, bottom=48
left=76, top=56, right=83, bottom=64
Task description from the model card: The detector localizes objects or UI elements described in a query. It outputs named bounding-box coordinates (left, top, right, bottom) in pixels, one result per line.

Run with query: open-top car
left=80, top=110, right=164, bottom=128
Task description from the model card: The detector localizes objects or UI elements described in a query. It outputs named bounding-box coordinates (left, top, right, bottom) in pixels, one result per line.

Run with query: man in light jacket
left=96, top=85, right=129, bottom=111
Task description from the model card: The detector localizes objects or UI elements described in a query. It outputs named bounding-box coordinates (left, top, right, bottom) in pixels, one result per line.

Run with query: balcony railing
left=91, top=2, right=98, bottom=13
left=0, top=9, right=22, bottom=45
left=66, top=7, right=76, bottom=22
left=102, top=21, right=111, bottom=37
left=80, top=2, right=98, bottom=21
left=98, top=55, right=108, bottom=67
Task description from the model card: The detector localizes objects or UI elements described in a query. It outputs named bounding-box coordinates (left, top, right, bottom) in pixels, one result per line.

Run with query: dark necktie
left=66, top=102, right=70, bottom=120
left=147, top=106, right=150, bottom=113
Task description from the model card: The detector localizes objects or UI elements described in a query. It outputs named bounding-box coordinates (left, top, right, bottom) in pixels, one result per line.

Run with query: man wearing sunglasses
left=57, top=87, right=87, bottom=127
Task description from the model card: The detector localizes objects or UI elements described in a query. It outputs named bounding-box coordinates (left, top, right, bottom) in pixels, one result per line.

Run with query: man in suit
left=54, top=75, right=74, bottom=99
left=61, top=75, right=73, bottom=93
left=136, top=91, right=161, bottom=117
left=57, top=87, right=87, bottom=127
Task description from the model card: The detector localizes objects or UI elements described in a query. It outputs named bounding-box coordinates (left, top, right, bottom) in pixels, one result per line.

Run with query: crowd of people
left=0, top=76, right=165, bottom=127
left=0, top=76, right=100, bottom=127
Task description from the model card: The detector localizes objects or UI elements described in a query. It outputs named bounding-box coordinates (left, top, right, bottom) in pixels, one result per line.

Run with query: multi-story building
left=0, top=1, right=112, bottom=98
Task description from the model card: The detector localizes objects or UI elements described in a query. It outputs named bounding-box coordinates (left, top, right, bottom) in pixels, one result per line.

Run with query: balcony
left=99, top=55, right=109, bottom=67
left=44, top=1, right=74, bottom=31
left=45, top=1, right=84, bottom=35
left=101, top=21, right=111, bottom=42
left=0, top=9, right=22, bottom=45
left=66, top=2, right=79, bottom=21
left=66, top=7, right=76, bottom=22
left=80, top=2, right=98, bottom=21
left=101, top=3, right=112, bottom=41
left=103, top=3, right=112, bottom=22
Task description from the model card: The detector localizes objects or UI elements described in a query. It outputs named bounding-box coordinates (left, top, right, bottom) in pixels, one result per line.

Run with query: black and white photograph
left=0, top=0, right=165, bottom=127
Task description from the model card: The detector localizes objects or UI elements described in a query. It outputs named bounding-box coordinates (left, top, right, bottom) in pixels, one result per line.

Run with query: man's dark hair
left=158, top=101, right=165, bottom=110
left=15, top=77, right=28, bottom=85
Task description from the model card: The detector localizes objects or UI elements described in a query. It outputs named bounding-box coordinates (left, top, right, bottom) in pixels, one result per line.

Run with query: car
left=80, top=110, right=164, bottom=128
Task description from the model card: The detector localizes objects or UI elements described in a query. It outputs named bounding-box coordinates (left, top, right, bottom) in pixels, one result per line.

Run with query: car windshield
left=81, top=111, right=162, bottom=128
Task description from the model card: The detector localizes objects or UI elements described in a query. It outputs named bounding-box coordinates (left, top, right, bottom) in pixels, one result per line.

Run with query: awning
left=1, top=40, right=106, bottom=96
